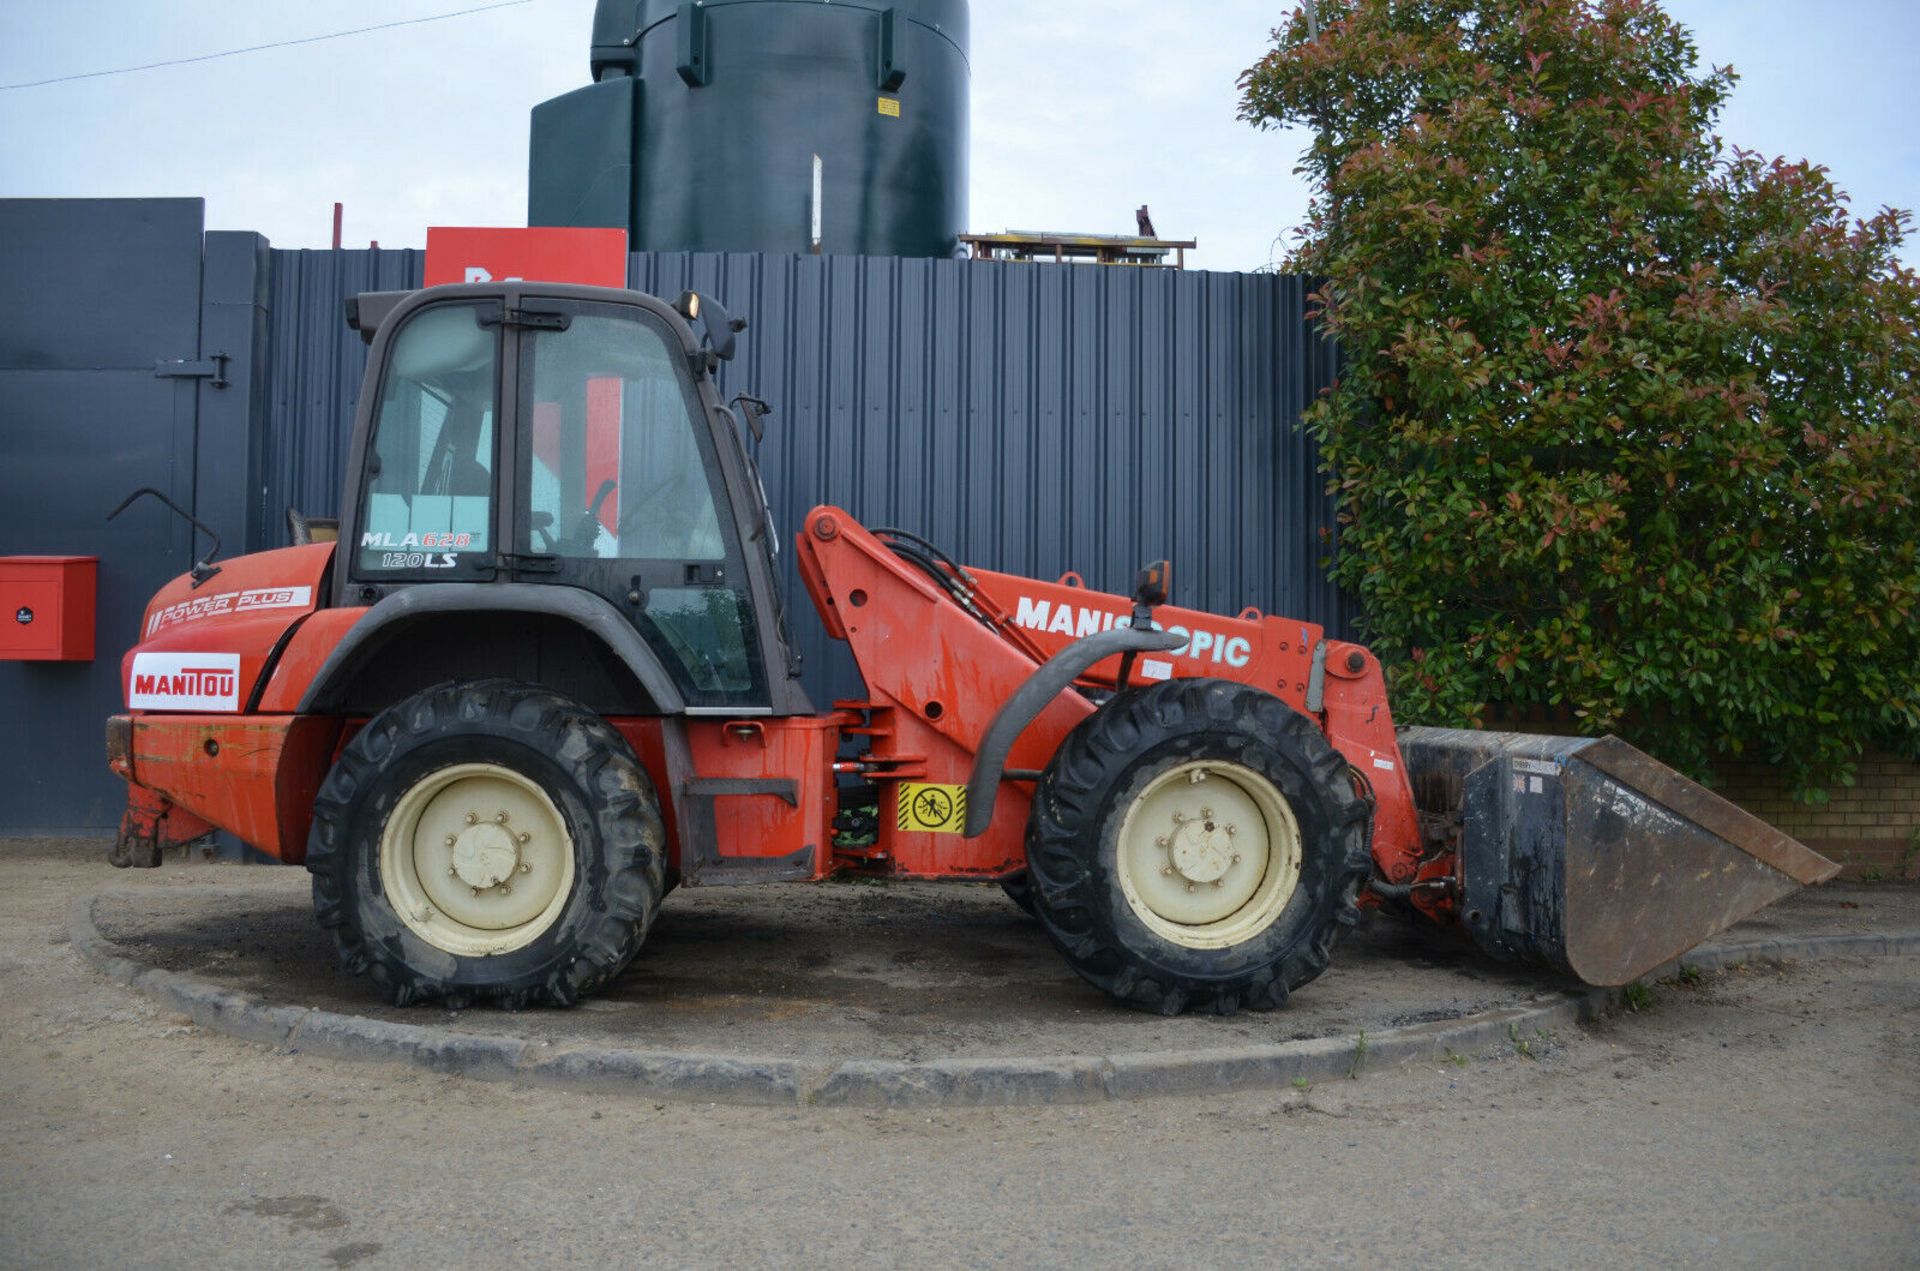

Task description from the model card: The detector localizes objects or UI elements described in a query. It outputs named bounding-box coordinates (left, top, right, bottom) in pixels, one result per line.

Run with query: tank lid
left=592, top=0, right=970, bottom=77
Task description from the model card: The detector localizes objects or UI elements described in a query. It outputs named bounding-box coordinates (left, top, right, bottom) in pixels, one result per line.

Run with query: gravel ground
left=2, top=839, right=1916, bottom=1268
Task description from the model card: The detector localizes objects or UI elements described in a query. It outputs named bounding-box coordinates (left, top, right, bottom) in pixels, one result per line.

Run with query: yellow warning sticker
left=897, top=782, right=966, bottom=834
left=877, top=96, right=901, bottom=118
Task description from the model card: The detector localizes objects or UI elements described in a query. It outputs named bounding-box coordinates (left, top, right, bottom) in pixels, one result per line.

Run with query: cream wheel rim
left=1114, top=759, right=1303, bottom=950
left=379, top=762, right=576, bottom=957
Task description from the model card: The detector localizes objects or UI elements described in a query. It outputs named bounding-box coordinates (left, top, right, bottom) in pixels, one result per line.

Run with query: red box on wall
left=0, top=557, right=98, bottom=661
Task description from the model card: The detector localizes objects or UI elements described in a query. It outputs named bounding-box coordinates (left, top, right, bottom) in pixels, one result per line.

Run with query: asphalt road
left=2, top=839, right=1917, bottom=1268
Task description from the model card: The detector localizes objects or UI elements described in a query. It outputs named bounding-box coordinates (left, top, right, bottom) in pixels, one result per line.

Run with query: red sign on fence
left=423, top=226, right=629, bottom=289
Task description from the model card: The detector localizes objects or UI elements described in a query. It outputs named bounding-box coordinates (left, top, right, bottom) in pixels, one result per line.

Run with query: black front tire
left=307, top=679, right=665, bottom=1008
left=1024, top=678, right=1371, bottom=1016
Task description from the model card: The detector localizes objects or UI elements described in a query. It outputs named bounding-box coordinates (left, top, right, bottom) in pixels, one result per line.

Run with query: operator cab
left=338, top=282, right=803, bottom=715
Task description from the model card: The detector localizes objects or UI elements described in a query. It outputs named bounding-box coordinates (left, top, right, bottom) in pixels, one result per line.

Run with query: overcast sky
left=2, top=1, right=1915, bottom=271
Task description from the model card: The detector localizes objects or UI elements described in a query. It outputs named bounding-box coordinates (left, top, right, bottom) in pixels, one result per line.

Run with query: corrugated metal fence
left=1, top=203, right=1343, bottom=834
left=261, top=250, right=1348, bottom=703
left=261, top=248, right=425, bottom=551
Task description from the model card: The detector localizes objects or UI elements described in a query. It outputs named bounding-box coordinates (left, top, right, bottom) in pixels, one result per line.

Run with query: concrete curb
left=68, top=893, right=1920, bottom=1108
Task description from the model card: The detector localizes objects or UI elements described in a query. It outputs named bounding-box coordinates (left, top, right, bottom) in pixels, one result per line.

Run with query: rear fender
left=962, top=623, right=1183, bottom=836
left=291, top=583, right=687, bottom=716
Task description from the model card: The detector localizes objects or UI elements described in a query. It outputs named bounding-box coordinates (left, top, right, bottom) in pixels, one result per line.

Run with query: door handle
left=495, top=553, right=560, bottom=575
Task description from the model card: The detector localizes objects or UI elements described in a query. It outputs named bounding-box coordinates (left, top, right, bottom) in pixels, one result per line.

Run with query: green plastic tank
left=530, top=0, right=969, bottom=258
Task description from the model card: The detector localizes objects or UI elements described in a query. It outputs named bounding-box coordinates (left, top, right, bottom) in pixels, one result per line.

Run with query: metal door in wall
left=0, top=199, right=208, bottom=833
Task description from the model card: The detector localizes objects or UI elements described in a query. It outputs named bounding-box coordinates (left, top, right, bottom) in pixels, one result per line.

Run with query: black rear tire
left=307, top=679, right=665, bottom=1008
left=1024, top=678, right=1371, bottom=1015
left=999, top=871, right=1039, bottom=918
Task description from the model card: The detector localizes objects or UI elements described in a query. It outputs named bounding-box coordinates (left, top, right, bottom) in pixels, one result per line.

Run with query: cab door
left=345, top=298, right=502, bottom=586
left=508, top=298, right=771, bottom=712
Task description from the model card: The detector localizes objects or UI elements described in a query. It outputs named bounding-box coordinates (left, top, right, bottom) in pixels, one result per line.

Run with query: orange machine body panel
left=963, top=567, right=1424, bottom=883
left=0, top=555, right=97, bottom=660
left=796, top=509, right=1100, bottom=879
left=795, top=506, right=1427, bottom=890
left=121, top=545, right=335, bottom=715
left=135, top=544, right=333, bottom=645
left=969, top=567, right=1322, bottom=701
left=613, top=716, right=845, bottom=878
left=112, top=543, right=345, bottom=861
left=125, top=714, right=341, bottom=861
left=108, top=505, right=1431, bottom=904
left=256, top=606, right=369, bottom=712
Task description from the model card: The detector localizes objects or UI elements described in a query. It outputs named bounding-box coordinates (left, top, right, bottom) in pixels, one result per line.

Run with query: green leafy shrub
left=1240, top=0, right=1920, bottom=791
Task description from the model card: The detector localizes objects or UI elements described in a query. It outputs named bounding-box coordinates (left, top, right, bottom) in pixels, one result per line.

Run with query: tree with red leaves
left=1241, top=0, right=1920, bottom=792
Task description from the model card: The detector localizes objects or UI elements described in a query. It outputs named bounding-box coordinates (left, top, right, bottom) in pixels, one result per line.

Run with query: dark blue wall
left=0, top=200, right=1346, bottom=835
left=2, top=200, right=225, bottom=832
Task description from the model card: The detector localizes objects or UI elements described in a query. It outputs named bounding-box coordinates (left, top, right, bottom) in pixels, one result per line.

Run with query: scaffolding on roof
left=958, top=230, right=1195, bottom=269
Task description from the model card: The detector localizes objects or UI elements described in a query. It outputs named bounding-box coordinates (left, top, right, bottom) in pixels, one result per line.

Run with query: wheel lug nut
left=1155, top=835, right=1169, bottom=848
left=495, top=812, right=509, bottom=824
left=1161, top=866, right=1174, bottom=876
left=516, top=832, right=531, bottom=845
left=444, top=834, right=456, bottom=847
left=464, top=812, right=478, bottom=825
left=518, top=862, right=532, bottom=874
left=469, top=886, right=480, bottom=896
left=1231, top=853, right=1242, bottom=865
left=1172, top=812, right=1187, bottom=824
left=1225, top=824, right=1237, bottom=837
left=1212, top=879, right=1224, bottom=888
left=1185, top=882, right=1196, bottom=892
left=1200, top=807, right=1213, bottom=819
left=497, top=883, right=511, bottom=895
left=448, top=866, right=457, bottom=877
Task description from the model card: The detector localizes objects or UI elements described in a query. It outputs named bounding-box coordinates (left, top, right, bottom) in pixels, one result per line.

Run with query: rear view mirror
left=731, top=393, right=772, bottom=442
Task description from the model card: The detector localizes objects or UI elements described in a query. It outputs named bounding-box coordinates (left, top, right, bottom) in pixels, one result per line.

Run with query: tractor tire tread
left=306, top=678, right=664, bottom=1009
left=1024, top=677, right=1371, bottom=1016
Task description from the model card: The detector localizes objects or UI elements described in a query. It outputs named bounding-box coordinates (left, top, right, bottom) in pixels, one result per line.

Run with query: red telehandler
left=105, top=281, right=1836, bottom=1013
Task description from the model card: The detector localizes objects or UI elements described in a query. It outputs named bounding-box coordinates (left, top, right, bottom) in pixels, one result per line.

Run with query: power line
left=0, top=0, right=537, bottom=92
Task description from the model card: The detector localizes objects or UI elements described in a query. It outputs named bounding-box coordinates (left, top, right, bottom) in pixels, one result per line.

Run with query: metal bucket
left=1399, top=729, right=1839, bottom=986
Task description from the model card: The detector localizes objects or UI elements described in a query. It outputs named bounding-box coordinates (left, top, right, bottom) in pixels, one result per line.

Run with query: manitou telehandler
left=104, top=280, right=1837, bottom=1013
